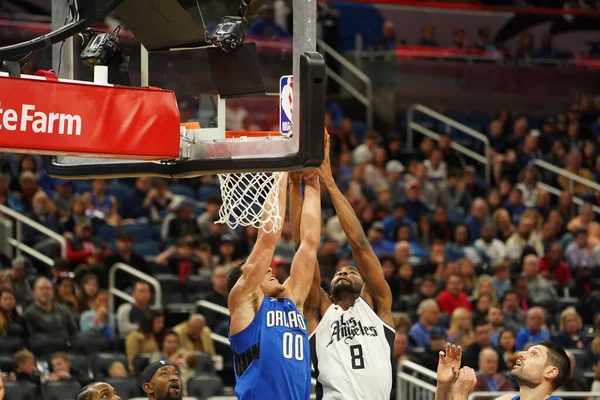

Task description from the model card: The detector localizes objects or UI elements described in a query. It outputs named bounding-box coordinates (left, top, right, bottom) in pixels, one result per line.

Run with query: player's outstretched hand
left=450, top=367, right=477, bottom=400
left=317, top=129, right=332, bottom=182
left=437, top=343, right=461, bottom=387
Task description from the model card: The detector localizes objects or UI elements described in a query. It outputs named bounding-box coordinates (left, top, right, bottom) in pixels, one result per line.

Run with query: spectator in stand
left=461, top=320, right=507, bottom=371
left=445, top=226, right=486, bottom=266
left=76, top=273, right=99, bottom=313
left=516, top=167, right=540, bottom=208
left=552, top=307, right=588, bottom=350
left=83, top=179, right=120, bottom=227
left=535, top=189, right=552, bottom=220
left=539, top=243, right=571, bottom=288
left=66, top=219, right=106, bottom=266
left=23, top=277, right=77, bottom=339
left=155, top=237, right=201, bottom=283
left=419, top=326, right=448, bottom=372
left=451, top=28, right=468, bottom=49
left=465, top=199, right=490, bottom=243
left=0, top=174, right=23, bottom=212
left=120, top=177, right=151, bottom=222
left=367, top=221, right=395, bottom=256
left=492, top=208, right=515, bottom=243
left=486, top=305, right=505, bottom=345
left=199, top=266, right=229, bottom=331
left=125, top=310, right=164, bottom=374
left=144, top=178, right=178, bottom=225
left=352, top=130, right=379, bottom=166
left=22, top=191, right=61, bottom=246
left=535, top=33, right=560, bottom=59
left=12, top=349, right=40, bottom=392
left=439, top=135, right=465, bottom=169
left=173, top=314, right=215, bottom=356
left=515, top=31, right=535, bottom=62
left=437, top=273, right=472, bottom=315
left=80, top=290, right=116, bottom=339
left=107, top=361, right=128, bottom=378
left=491, top=263, right=511, bottom=301
left=409, top=299, right=443, bottom=347
left=371, top=21, right=403, bottom=50
left=103, top=231, right=149, bottom=289
left=163, top=201, right=200, bottom=245
left=502, top=291, right=526, bottom=333
left=410, top=163, right=438, bottom=210
left=55, top=274, right=79, bottom=313
left=475, top=225, right=506, bottom=264
left=403, top=181, right=430, bottom=221
left=505, top=216, right=544, bottom=261
left=418, top=24, right=438, bottom=47
left=568, top=204, right=600, bottom=245
left=394, top=330, right=409, bottom=363
left=464, top=166, right=486, bottom=200
left=559, top=150, right=594, bottom=196
left=515, top=306, right=550, bottom=350
left=522, top=254, right=558, bottom=305
left=15, top=171, right=39, bottom=214
left=502, top=188, right=527, bottom=225
left=439, top=169, right=472, bottom=215
left=473, top=348, right=514, bottom=398
left=197, top=196, right=235, bottom=240
left=116, top=280, right=152, bottom=338
left=565, top=228, right=595, bottom=268
left=49, top=351, right=91, bottom=386
left=7, top=256, right=33, bottom=305
left=431, top=206, right=456, bottom=243
left=473, top=27, right=497, bottom=53
left=497, top=329, right=519, bottom=370
left=424, top=148, right=447, bottom=184
left=0, top=289, right=25, bottom=336
left=52, top=179, right=73, bottom=220
left=249, top=4, right=289, bottom=38
left=447, top=307, right=475, bottom=347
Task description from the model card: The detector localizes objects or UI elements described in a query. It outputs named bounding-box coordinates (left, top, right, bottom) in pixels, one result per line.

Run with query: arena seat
left=4, top=381, right=37, bottom=400
left=90, top=352, right=128, bottom=380
left=194, top=351, right=215, bottom=375
left=0, top=335, right=25, bottom=353
left=41, top=381, right=82, bottom=400
left=186, top=275, right=213, bottom=301
left=187, top=375, right=224, bottom=400
left=105, top=377, right=142, bottom=400
left=164, top=303, right=195, bottom=327
left=169, top=184, right=197, bottom=199
left=71, top=333, right=112, bottom=355
left=29, top=334, right=69, bottom=357
left=123, top=223, right=153, bottom=242
left=0, top=354, right=14, bottom=372
left=133, top=353, right=153, bottom=378
left=156, top=274, right=185, bottom=304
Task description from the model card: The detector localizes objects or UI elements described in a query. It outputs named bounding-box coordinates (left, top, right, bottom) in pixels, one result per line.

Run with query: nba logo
left=279, top=75, right=293, bottom=136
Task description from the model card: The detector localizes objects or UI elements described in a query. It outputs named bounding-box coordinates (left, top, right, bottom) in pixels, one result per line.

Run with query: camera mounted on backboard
left=204, top=0, right=253, bottom=52
left=80, top=27, right=121, bottom=66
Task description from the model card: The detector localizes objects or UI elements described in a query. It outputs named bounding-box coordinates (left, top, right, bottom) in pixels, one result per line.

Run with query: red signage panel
left=0, top=76, right=181, bottom=160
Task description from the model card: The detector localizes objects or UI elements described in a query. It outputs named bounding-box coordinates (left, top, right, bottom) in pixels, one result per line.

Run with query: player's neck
left=518, top=383, right=554, bottom=400
left=333, top=292, right=358, bottom=310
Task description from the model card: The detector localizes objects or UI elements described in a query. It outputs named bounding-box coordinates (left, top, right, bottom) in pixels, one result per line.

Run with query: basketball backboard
left=47, top=0, right=325, bottom=179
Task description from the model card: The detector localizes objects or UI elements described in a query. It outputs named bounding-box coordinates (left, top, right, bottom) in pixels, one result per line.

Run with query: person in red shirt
left=437, top=273, right=472, bottom=315
left=539, top=242, right=572, bottom=288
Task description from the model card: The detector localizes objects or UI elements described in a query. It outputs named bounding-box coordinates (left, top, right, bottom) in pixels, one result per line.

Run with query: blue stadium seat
left=122, top=223, right=152, bottom=242
left=73, top=180, right=92, bottom=194
left=106, top=182, right=132, bottom=203
left=169, top=184, right=196, bottom=199
left=133, top=241, right=161, bottom=257
left=96, top=224, right=117, bottom=241
left=4, top=381, right=36, bottom=400
left=197, top=186, right=221, bottom=201
left=468, top=112, right=492, bottom=130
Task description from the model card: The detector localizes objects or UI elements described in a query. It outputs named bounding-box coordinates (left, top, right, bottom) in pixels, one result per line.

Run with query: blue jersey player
left=226, top=170, right=321, bottom=400
left=434, top=341, right=571, bottom=400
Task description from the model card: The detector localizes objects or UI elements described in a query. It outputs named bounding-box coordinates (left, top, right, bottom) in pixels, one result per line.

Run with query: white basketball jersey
left=309, top=297, right=394, bottom=400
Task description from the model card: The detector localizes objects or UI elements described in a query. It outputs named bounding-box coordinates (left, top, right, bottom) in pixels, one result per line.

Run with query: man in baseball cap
left=141, top=360, right=182, bottom=400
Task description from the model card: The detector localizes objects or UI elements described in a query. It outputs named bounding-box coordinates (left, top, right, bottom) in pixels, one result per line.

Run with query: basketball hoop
left=217, top=171, right=285, bottom=233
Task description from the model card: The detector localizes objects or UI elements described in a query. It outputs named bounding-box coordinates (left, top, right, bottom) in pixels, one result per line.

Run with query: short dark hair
left=539, top=340, right=571, bottom=390
left=226, top=259, right=247, bottom=294
left=473, top=319, right=490, bottom=330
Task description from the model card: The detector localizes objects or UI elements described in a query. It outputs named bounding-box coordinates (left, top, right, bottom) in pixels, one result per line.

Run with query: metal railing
left=317, top=38, right=373, bottom=129
left=407, top=104, right=491, bottom=184
left=532, top=159, right=600, bottom=195
left=397, top=360, right=436, bottom=400
left=108, top=262, right=162, bottom=314
left=0, top=203, right=66, bottom=266
left=469, top=392, right=600, bottom=399
left=537, top=182, right=600, bottom=215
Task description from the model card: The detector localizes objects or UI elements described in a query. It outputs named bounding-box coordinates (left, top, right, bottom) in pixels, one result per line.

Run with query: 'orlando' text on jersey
left=229, top=297, right=311, bottom=400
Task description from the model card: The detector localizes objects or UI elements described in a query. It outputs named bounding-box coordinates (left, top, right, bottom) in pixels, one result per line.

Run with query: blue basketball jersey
left=511, top=396, right=562, bottom=400
left=229, top=296, right=311, bottom=400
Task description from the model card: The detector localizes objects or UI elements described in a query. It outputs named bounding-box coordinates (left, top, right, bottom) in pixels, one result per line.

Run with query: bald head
left=526, top=307, right=545, bottom=332
left=478, top=347, right=499, bottom=377
left=187, top=314, right=206, bottom=341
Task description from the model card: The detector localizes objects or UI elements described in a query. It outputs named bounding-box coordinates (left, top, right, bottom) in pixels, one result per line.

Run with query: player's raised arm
left=228, top=173, right=288, bottom=303
left=435, top=343, right=462, bottom=400
left=284, top=172, right=321, bottom=312
left=317, top=133, right=393, bottom=326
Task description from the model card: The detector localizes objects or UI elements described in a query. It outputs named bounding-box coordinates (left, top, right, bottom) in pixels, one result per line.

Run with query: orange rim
left=225, top=130, right=282, bottom=139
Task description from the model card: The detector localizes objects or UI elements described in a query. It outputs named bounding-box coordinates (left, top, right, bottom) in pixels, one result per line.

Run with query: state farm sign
left=0, top=104, right=82, bottom=136
left=0, top=74, right=181, bottom=160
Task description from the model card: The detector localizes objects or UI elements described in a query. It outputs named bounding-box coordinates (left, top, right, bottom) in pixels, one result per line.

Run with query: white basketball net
left=216, top=171, right=285, bottom=233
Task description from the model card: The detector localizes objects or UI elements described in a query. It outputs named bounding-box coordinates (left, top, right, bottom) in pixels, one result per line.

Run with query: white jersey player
left=298, top=132, right=395, bottom=400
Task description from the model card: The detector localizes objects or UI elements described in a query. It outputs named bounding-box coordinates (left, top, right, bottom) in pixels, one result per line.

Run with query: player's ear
left=544, top=365, right=559, bottom=381
left=142, top=383, right=153, bottom=394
